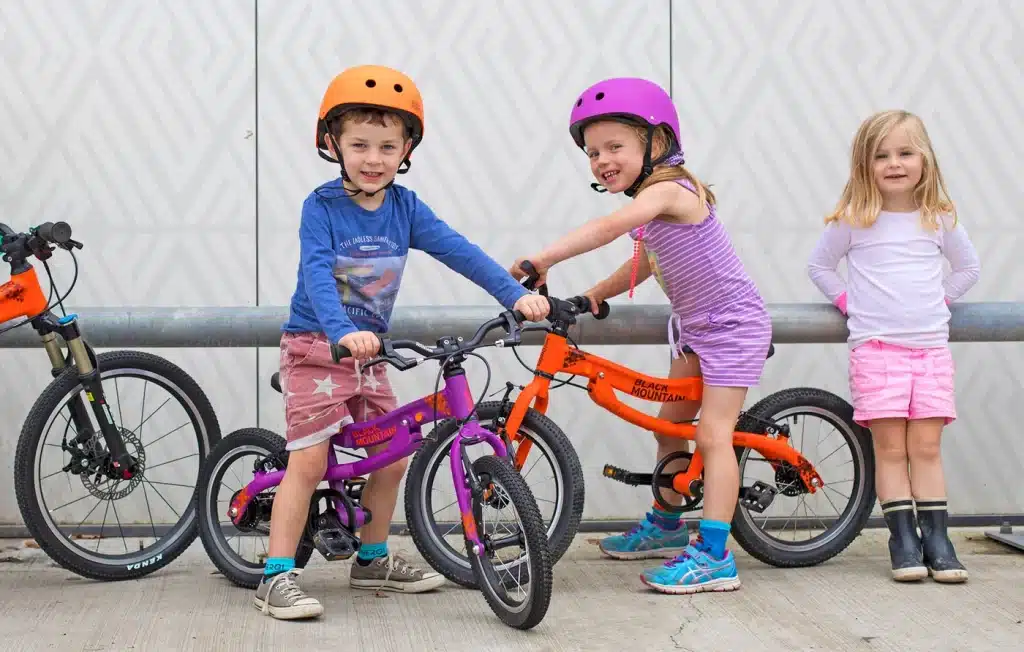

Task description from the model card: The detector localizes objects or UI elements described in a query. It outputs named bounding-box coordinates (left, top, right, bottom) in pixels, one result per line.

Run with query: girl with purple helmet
left=509, top=77, right=772, bottom=595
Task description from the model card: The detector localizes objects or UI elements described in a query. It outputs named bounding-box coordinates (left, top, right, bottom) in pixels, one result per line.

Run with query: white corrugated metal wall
left=0, top=0, right=1021, bottom=527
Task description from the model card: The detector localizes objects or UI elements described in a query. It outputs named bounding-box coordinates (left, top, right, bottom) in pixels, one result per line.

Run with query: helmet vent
left=394, top=83, right=403, bottom=92
left=365, top=79, right=376, bottom=88
left=576, top=98, right=583, bottom=107
left=595, top=92, right=605, bottom=100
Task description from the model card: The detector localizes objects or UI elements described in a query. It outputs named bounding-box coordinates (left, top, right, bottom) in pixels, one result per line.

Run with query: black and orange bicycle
left=407, top=262, right=875, bottom=588
left=1, top=221, right=220, bottom=580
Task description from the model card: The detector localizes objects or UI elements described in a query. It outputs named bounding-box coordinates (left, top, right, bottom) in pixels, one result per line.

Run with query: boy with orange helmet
left=255, top=65, right=549, bottom=620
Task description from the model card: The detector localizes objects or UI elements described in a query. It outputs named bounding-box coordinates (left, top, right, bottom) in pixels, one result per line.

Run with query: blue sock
left=650, top=504, right=683, bottom=531
left=263, top=556, right=294, bottom=580
left=695, top=519, right=731, bottom=560
left=357, top=541, right=388, bottom=565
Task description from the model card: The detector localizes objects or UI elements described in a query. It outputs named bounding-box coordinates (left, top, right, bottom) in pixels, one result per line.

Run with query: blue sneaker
left=639, top=544, right=741, bottom=594
left=598, top=513, right=690, bottom=560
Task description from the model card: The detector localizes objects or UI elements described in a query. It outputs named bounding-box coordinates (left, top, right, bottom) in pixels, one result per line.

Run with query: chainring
left=651, top=451, right=704, bottom=514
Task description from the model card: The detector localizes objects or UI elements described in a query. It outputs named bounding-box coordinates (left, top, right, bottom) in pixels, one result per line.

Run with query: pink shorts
left=849, top=340, right=956, bottom=428
left=279, top=332, right=398, bottom=451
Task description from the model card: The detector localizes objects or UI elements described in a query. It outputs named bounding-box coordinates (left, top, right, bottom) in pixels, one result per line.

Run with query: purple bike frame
left=227, top=372, right=508, bottom=550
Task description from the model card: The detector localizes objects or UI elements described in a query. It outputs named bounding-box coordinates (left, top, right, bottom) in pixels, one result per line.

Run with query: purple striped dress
left=629, top=179, right=772, bottom=387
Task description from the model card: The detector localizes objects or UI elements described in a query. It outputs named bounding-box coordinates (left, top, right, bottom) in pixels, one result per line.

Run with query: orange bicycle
left=408, top=262, right=874, bottom=583
left=1, top=221, right=220, bottom=581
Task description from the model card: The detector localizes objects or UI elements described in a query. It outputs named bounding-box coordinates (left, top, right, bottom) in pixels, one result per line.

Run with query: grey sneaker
left=253, top=569, right=324, bottom=620
left=349, top=552, right=446, bottom=593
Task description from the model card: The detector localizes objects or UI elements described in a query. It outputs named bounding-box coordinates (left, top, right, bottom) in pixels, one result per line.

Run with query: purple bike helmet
left=569, top=77, right=684, bottom=196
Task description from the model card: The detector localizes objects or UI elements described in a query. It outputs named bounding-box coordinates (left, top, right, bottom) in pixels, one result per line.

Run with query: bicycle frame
left=502, top=331, right=825, bottom=497
left=228, top=370, right=508, bottom=552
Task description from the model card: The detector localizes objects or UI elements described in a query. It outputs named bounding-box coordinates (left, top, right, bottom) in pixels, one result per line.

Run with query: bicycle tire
left=731, top=387, right=876, bottom=568
left=13, top=350, right=221, bottom=581
left=405, top=401, right=583, bottom=588
left=196, top=427, right=314, bottom=589
left=466, top=455, right=552, bottom=630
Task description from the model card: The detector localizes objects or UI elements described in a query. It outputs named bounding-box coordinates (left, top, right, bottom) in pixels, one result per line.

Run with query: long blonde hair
left=826, top=109, right=956, bottom=231
left=631, top=125, right=716, bottom=207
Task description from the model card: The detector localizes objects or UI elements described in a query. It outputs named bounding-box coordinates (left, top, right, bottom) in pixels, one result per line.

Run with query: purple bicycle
left=195, top=309, right=552, bottom=630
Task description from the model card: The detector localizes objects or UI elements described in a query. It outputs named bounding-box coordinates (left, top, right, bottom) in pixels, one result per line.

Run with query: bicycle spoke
left=114, top=377, right=124, bottom=429
left=96, top=498, right=112, bottom=552
left=144, top=421, right=192, bottom=449
left=147, top=480, right=199, bottom=489
left=50, top=492, right=95, bottom=513
left=141, top=480, right=159, bottom=540
left=110, top=497, right=129, bottom=553
left=133, top=396, right=173, bottom=441
left=145, top=452, right=199, bottom=471
left=138, top=381, right=148, bottom=437
left=141, top=478, right=181, bottom=519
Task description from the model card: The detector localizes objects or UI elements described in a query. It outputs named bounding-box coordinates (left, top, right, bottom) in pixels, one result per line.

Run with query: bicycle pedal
left=602, top=464, right=653, bottom=487
left=312, top=527, right=360, bottom=561
left=739, top=481, right=778, bottom=513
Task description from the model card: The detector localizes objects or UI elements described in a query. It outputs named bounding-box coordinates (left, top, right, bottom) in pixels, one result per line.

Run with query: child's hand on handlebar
left=510, top=257, right=548, bottom=287
left=513, top=294, right=550, bottom=322
left=338, top=331, right=381, bottom=361
left=581, top=287, right=606, bottom=316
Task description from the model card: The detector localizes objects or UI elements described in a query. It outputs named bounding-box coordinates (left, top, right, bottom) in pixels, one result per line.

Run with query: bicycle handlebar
left=329, top=309, right=524, bottom=369
left=0, top=221, right=83, bottom=270
left=518, top=259, right=611, bottom=320
left=327, top=258, right=613, bottom=371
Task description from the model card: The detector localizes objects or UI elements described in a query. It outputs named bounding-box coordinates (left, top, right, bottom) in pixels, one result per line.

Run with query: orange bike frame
left=0, top=266, right=50, bottom=325
left=502, top=332, right=824, bottom=497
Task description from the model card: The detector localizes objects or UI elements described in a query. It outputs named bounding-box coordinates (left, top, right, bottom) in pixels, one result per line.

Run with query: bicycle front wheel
left=13, top=350, right=221, bottom=580
left=465, top=455, right=552, bottom=630
left=405, top=401, right=583, bottom=588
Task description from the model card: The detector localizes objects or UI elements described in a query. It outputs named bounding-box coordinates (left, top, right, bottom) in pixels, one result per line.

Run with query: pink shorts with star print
left=278, top=332, right=398, bottom=451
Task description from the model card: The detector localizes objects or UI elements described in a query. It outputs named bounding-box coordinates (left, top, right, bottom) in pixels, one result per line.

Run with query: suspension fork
left=35, top=312, right=135, bottom=479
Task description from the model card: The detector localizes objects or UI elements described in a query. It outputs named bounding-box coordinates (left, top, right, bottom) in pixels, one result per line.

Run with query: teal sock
left=263, top=556, right=294, bottom=580
left=356, top=541, right=388, bottom=565
left=695, top=519, right=731, bottom=560
left=650, top=505, right=683, bottom=531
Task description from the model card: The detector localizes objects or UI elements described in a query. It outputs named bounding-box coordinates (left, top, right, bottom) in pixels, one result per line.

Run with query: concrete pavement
left=0, top=528, right=1021, bottom=651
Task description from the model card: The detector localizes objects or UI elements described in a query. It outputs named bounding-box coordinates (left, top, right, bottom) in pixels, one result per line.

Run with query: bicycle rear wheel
left=14, top=350, right=220, bottom=580
left=731, top=387, right=875, bottom=567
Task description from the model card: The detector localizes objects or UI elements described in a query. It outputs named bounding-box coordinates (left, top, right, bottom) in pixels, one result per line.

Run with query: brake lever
left=377, top=337, right=419, bottom=372
left=495, top=311, right=524, bottom=347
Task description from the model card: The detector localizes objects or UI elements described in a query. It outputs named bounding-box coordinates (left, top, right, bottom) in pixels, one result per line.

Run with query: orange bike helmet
left=316, top=65, right=425, bottom=178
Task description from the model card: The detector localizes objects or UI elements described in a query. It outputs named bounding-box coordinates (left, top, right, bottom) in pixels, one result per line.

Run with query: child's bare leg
left=907, top=417, right=967, bottom=582
left=871, top=417, right=928, bottom=582
left=599, top=353, right=700, bottom=560
left=639, top=384, right=745, bottom=594
left=256, top=440, right=330, bottom=620
left=348, top=444, right=445, bottom=593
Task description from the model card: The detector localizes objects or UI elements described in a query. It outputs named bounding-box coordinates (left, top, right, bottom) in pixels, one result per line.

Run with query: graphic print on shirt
left=645, top=246, right=669, bottom=295
left=333, top=235, right=407, bottom=332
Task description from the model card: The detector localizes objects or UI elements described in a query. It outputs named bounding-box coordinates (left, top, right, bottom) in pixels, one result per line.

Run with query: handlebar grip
left=594, top=301, right=611, bottom=320
left=36, top=221, right=72, bottom=245
left=519, top=260, right=548, bottom=296
left=330, top=343, right=353, bottom=363
left=512, top=310, right=526, bottom=323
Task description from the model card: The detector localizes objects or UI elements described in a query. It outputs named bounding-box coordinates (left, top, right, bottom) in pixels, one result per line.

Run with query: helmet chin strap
left=589, top=124, right=683, bottom=197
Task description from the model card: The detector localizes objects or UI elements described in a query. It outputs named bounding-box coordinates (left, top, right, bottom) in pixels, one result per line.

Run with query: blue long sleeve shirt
left=283, top=179, right=528, bottom=344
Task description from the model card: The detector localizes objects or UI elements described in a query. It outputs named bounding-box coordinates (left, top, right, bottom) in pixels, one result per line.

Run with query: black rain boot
left=916, top=499, right=968, bottom=583
left=881, top=499, right=927, bottom=581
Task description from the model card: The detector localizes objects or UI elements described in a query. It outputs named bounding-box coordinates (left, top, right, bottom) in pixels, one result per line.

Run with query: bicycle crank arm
left=602, top=464, right=658, bottom=487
